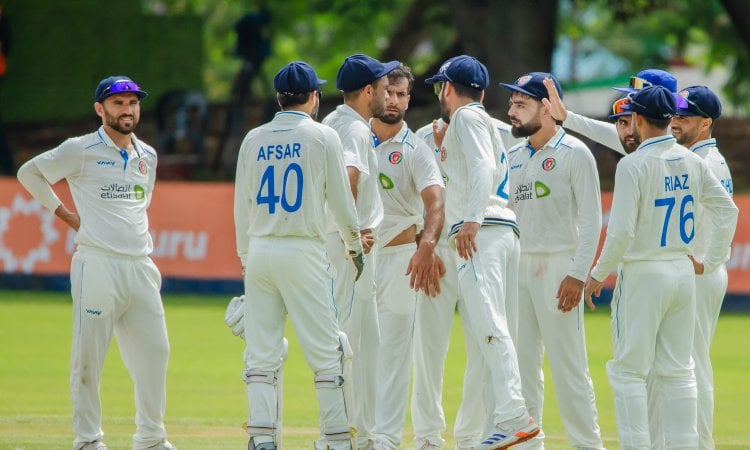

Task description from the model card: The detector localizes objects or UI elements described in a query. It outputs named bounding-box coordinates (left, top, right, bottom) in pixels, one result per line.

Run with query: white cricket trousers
left=244, top=236, right=350, bottom=448
left=649, top=264, right=728, bottom=450
left=69, top=247, right=170, bottom=450
left=515, top=251, right=604, bottom=450
left=411, top=242, right=486, bottom=449
left=372, top=243, right=418, bottom=449
left=607, top=258, right=698, bottom=450
left=454, top=226, right=526, bottom=427
left=326, top=232, right=380, bottom=448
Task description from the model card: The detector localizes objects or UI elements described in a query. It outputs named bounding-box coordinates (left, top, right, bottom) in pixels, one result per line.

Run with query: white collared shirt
left=234, top=111, right=361, bottom=265
left=591, top=135, right=738, bottom=281
left=373, top=121, right=443, bottom=244
left=507, top=127, right=602, bottom=281
left=31, top=126, right=157, bottom=257
left=322, top=104, right=384, bottom=231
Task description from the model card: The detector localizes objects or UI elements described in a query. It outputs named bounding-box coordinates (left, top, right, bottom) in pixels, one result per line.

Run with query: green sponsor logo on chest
left=379, top=173, right=394, bottom=190
left=134, top=184, right=146, bottom=201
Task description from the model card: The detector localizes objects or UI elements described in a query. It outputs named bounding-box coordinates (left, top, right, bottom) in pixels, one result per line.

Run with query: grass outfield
left=1, top=291, right=748, bottom=449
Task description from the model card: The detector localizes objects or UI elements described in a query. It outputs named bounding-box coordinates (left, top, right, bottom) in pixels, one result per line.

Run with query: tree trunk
left=447, top=0, right=559, bottom=118
left=719, top=0, right=750, bottom=50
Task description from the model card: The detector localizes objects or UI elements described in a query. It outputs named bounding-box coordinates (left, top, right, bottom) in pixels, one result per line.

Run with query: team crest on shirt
left=542, top=157, right=556, bottom=171
left=389, top=151, right=403, bottom=165
left=138, top=160, right=147, bottom=175
left=517, top=75, right=533, bottom=86
left=440, top=146, right=447, bottom=162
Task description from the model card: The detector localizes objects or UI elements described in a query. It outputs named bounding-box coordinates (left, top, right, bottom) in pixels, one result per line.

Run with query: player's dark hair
left=277, top=92, right=310, bottom=109
left=388, top=63, right=414, bottom=93
left=642, top=115, right=671, bottom=129
left=451, top=82, right=482, bottom=101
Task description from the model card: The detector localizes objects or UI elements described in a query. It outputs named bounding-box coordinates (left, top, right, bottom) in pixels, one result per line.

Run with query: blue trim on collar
left=275, top=110, right=310, bottom=119
left=691, top=138, right=716, bottom=153
left=639, top=135, right=675, bottom=150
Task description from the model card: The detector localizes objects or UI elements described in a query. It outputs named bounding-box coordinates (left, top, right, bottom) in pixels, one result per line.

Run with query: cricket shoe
left=79, top=441, right=107, bottom=450
left=248, top=437, right=276, bottom=450
left=476, top=414, right=540, bottom=450
left=144, top=439, right=178, bottom=450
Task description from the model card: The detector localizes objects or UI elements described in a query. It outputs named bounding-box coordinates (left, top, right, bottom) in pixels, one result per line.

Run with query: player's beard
left=673, top=124, right=699, bottom=148
left=439, top=93, right=451, bottom=124
left=379, top=109, right=404, bottom=125
left=104, top=110, right=138, bottom=135
left=511, top=116, right=542, bottom=138
left=631, top=126, right=642, bottom=146
left=371, top=95, right=387, bottom=119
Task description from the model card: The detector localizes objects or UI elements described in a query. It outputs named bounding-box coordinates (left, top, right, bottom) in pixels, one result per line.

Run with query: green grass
left=1, top=291, right=749, bottom=449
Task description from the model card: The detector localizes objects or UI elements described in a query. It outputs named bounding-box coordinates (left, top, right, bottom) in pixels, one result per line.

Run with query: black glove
left=350, top=251, right=365, bottom=281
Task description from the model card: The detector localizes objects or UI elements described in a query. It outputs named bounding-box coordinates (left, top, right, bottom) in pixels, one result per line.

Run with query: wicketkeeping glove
left=349, top=251, right=365, bottom=281
left=224, top=295, right=245, bottom=340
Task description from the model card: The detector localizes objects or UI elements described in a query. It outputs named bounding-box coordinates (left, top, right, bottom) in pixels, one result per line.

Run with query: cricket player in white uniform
left=671, top=86, right=733, bottom=450
left=322, top=53, right=398, bottom=449
left=542, top=69, right=678, bottom=156
left=369, top=63, right=445, bottom=450
left=234, top=62, right=364, bottom=450
left=585, top=86, right=738, bottom=450
left=16, top=76, right=176, bottom=450
left=425, top=55, right=538, bottom=450
left=411, top=117, right=522, bottom=450
left=499, top=73, right=605, bottom=450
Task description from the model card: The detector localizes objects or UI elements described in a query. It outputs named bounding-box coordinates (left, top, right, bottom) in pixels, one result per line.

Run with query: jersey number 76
left=654, top=194, right=694, bottom=247
left=256, top=163, right=304, bottom=213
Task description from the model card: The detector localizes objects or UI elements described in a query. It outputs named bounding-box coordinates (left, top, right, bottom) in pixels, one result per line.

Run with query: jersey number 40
left=257, top=163, right=303, bottom=213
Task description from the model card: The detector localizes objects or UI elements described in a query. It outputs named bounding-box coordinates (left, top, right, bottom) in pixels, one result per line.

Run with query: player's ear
left=94, top=102, right=104, bottom=118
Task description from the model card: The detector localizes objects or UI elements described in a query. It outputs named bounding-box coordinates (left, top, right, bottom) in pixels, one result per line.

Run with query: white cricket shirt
left=690, top=138, right=733, bottom=260
left=507, top=127, right=602, bottom=282
left=416, top=117, right=523, bottom=163
left=564, top=111, right=627, bottom=156
left=373, top=121, right=444, bottom=245
left=591, top=136, right=738, bottom=281
left=322, top=104, right=384, bottom=231
left=439, top=103, right=518, bottom=240
left=28, top=126, right=157, bottom=257
left=234, top=111, right=361, bottom=266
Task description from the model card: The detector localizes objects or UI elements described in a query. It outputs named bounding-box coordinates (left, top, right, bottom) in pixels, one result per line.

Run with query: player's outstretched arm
left=406, top=185, right=445, bottom=297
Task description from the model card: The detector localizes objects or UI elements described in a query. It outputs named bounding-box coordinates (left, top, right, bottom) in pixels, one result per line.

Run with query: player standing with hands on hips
left=17, top=76, right=176, bottom=450
left=584, top=85, right=737, bottom=449
left=499, top=72, right=605, bottom=450
left=424, top=55, right=538, bottom=450
left=234, top=62, right=364, bottom=450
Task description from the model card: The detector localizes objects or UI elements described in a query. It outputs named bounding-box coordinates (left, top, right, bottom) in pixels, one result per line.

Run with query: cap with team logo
left=675, top=85, right=721, bottom=120
left=498, top=72, right=562, bottom=101
left=274, top=61, right=326, bottom=94
left=622, top=85, right=676, bottom=120
left=613, top=69, right=677, bottom=94
left=336, top=54, right=399, bottom=92
left=95, top=76, right=147, bottom=103
left=425, top=55, right=489, bottom=90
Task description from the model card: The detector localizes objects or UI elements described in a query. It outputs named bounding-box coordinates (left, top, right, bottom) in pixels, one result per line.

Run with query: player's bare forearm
left=54, top=204, right=80, bottom=231
left=556, top=275, right=584, bottom=312
left=419, top=185, right=445, bottom=252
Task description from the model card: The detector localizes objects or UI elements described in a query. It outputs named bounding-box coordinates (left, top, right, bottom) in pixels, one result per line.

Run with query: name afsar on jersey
left=664, top=173, right=689, bottom=192
left=257, top=142, right=301, bottom=161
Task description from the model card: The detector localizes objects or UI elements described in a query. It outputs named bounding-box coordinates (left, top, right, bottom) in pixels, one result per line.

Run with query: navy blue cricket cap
left=608, top=95, right=632, bottom=122
left=336, top=54, right=399, bottom=92
left=95, top=76, right=147, bottom=103
left=425, top=55, right=489, bottom=90
left=613, top=69, right=677, bottom=94
left=675, top=85, right=722, bottom=120
left=274, top=61, right=326, bottom=94
left=623, top=85, right=676, bottom=120
left=499, top=72, right=562, bottom=101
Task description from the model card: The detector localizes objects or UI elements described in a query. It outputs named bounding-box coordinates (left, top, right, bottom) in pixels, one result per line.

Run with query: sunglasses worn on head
left=433, top=81, right=444, bottom=97
left=629, top=76, right=653, bottom=90
left=675, top=95, right=709, bottom=118
left=102, top=81, right=141, bottom=98
left=612, top=97, right=631, bottom=115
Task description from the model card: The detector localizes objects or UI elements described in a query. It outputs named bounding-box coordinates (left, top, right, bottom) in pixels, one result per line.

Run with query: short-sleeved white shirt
left=373, top=121, right=444, bottom=244
left=507, top=127, right=602, bottom=281
left=322, top=104, right=384, bottom=231
left=234, top=111, right=361, bottom=265
left=33, top=126, right=157, bottom=257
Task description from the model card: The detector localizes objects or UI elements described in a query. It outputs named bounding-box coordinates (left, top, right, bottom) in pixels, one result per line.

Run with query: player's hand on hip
left=583, top=275, right=604, bottom=311
left=556, top=275, right=584, bottom=312
left=688, top=254, right=705, bottom=275
left=542, top=77, right=567, bottom=122
left=360, top=229, right=375, bottom=254
left=455, top=222, right=479, bottom=260
left=54, top=204, right=80, bottom=231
